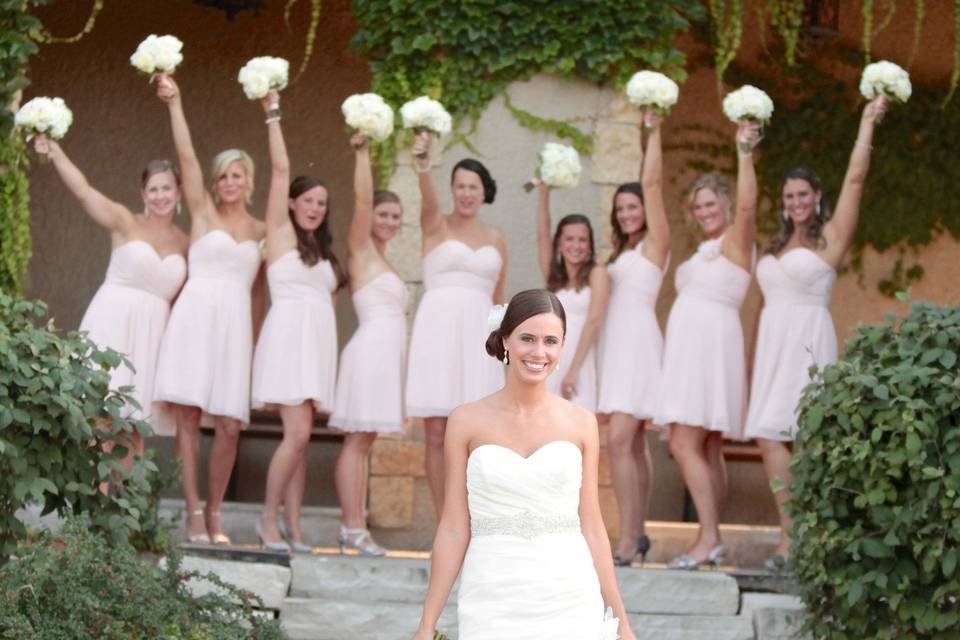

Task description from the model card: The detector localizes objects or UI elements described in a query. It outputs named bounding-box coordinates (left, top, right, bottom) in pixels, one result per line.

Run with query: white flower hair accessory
left=487, top=304, right=508, bottom=334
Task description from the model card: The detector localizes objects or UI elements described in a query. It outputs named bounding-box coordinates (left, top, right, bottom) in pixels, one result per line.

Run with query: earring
left=816, top=201, right=822, bottom=216
left=781, top=209, right=788, bottom=222
left=143, top=203, right=150, bottom=218
left=176, top=201, right=182, bottom=216
left=504, top=350, right=510, bottom=365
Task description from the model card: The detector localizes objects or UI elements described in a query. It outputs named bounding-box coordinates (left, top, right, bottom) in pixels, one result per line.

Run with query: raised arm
left=492, top=230, right=508, bottom=305
left=533, top=179, right=553, bottom=282
left=639, top=108, right=670, bottom=269
left=34, top=135, right=132, bottom=234
left=724, top=121, right=761, bottom=269
left=822, top=95, right=887, bottom=267
left=156, top=73, right=211, bottom=224
left=348, top=133, right=375, bottom=254
left=560, top=266, right=610, bottom=400
left=412, top=131, right=443, bottom=240
left=412, top=411, right=472, bottom=640
left=262, top=90, right=291, bottom=235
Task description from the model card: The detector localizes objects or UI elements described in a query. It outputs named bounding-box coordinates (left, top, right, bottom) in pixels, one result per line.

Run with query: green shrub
left=0, top=517, right=288, bottom=639
left=0, top=291, right=160, bottom=556
left=790, top=300, right=960, bottom=638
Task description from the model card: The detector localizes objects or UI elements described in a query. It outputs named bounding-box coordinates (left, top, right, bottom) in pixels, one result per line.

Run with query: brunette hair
left=766, top=167, right=831, bottom=255
left=141, top=160, right=181, bottom=189
left=210, top=148, right=255, bottom=204
left=288, top=175, right=348, bottom=291
left=547, top=214, right=596, bottom=293
left=373, top=190, right=401, bottom=208
left=684, top=172, right=733, bottom=230
left=451, top=158, right=497, bottom=204
left=608, top=182, right=645, bottom=263
left=484, top=289, right=566, bottom=362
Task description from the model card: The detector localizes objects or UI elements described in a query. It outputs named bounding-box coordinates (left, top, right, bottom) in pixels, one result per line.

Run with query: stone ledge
left=159, top=556, right=291, bottom=611
left=618, top=567, right=741, bottom=616
left=290, top=554, right=457, bottom=603
left=281, top=598, right=456, bottom=640
left=627, top=613, right=754, bottom=640
left=740, top=593, right=809, bottom=640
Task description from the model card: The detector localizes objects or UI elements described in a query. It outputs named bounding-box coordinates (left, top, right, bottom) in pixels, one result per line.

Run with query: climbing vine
left=284, top=0, right=322, bottom=81
left=709, top=0, right=744, bottom=89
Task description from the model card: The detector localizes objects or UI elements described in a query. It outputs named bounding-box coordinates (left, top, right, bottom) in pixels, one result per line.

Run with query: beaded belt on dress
left=471, top=510, right=581, bottom=540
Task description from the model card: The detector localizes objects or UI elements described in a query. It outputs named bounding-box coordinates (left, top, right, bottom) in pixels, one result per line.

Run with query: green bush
left=790, top=300, right=960, bottom=639
left=0, top=518, right=288, bottom=639
left=0, top=291, right=160, bottom=556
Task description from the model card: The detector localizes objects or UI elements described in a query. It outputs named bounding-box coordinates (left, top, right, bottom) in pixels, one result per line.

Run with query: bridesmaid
left=745, top=96, right=888, bottom=567
left=33, top=136, right=187, bottom=451
left=252, top=90, right=348, bottom=552
left=531, top=181, right=608, bottom=413
left=328, top=132, right=407, bottom=556
left=153, top=74, right=266, bottom=544
left=405, top=131, right=507, bottom=515
left=653, top=121, right=762, bottom=569
left=595, top=108, right=670, bottom=565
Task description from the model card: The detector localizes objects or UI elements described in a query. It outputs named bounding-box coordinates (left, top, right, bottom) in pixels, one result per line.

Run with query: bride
left=412, top=289, right=636, bottom=639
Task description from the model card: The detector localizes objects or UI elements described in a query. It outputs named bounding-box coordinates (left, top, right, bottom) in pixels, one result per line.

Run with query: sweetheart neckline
left=114, top=239, right=185, bottom=263
left=426, top=238, right=500, bottom=259
left=765, top=247, right=836, bottom=271
left=468, top=440, right=581, bottom=463
left=192, top=228, right=260, bottom=249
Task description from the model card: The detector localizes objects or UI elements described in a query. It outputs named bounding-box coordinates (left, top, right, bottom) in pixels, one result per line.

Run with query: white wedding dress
left=457, top=440, right=619, bottom=639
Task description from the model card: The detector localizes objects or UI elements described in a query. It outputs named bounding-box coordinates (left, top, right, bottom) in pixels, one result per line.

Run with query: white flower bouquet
left=860, top=60, right=911, bottom=103
left=400, top=96, right=452, bottom=136
left=599, top=606, right=620, bottom=640
left=341, top=93, right=395, bottom=142
left=625, top=70, right=679, bottom=114
left=722, top=85, right=774, bottom=124
left=15, top=97, right=73, bottom=140
left=525, top=142, right=581, bottom=192
left=130, top=34, right=184, bottom=76
left=238, top=56, right=289, bottom=100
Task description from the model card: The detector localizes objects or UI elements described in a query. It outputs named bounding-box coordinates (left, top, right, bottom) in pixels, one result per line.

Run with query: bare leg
left=757, top=437, right=793, bottom=557
left=259, top=402, right=313, bottom=544
left=335, top=432, right=379, bottom=529
left=174, top=404, right=206, bottom=540
left=632, top=421, right=653, bottom=539
left=607, top=412, right=641, bottom=559
left=705, top=431, right=728, bottom=510
left=283, top=448, right=308, bottom=544
left=669, top=423, right=722, bottom=561
left=424, top=417, right=447, bottom=515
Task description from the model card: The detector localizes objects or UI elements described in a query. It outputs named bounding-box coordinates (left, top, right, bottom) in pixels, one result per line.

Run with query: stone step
left=626, top=614, right=755, bottom=640
left=740, top=593, right=809, bottom=640
left=158, top=555, right=292, bottom=611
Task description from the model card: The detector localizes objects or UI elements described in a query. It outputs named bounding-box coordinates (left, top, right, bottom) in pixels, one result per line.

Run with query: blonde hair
left=210, top=148, right=255, bottom=205
left=685, top=172, right=733, bottom=229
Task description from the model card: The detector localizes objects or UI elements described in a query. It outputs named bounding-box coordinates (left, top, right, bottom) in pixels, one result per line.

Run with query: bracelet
left=265, top=115, right=281, bottom=124
left=414, top=159, right=432, bottom=174
left=265, top=107, right=281, bottom=123
left=855, top=139, right=873, bottom=150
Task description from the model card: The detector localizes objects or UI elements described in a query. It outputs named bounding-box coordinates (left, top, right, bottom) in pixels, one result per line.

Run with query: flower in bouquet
left=15, top=97, right=73, bottom=140
left=625, top=70, right=679, bottom=114
left=238, top=56, right=289, bottom=100
left=526, top=142, right=581, bottom=192
left=400, top=96, right=452, bottom=136
left=722, top=85, right=774, bottom=124
left=341, top=93, right=395, bottom=142
left=130, top=34, right=184, bottom=76
left=860, top=60, right=911, bottom=104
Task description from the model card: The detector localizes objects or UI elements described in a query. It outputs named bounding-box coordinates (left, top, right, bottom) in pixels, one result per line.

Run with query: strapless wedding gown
left=458, top=440, right=619, bottom=640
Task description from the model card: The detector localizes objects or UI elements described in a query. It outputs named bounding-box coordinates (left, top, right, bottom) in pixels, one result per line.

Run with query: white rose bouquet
left=341, top=93, right=395, bottom=142
left=860, top=60, right=911, bottom=104
left=130, top=34, right=184, bottom=76
left=722, top=85, right=774, bottom=124
left=15, top=97, right=73, bottom=140
left=238, top=56, right=289, bottom=100
left=625, top=70, right=679, bottom=114
left=525, top=142, right=581, bottom=192
left=400, top=96, right=452, bottom=136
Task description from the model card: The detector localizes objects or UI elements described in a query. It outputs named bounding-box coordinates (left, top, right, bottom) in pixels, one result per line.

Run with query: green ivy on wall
left=350, top=0, right=704, bottom=183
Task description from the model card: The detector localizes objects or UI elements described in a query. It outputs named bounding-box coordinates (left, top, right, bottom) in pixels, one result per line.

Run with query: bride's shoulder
left=447, top=399, right=495, bottom=438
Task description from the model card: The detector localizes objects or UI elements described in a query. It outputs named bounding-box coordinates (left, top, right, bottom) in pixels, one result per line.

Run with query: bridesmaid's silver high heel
left=338, top=526, right=387, bottom=557
left=279, top=521, right=313, bottom=553
left=256, top=520, right=291, bottom=553
left=668, top=544, right=726, bottom=570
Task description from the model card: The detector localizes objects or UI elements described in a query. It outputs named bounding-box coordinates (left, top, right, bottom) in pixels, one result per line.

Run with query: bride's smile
left=503, top=313, right=564, bottom=382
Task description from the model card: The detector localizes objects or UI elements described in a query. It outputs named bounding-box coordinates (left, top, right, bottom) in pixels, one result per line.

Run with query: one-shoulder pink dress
left=329, top=271, right=408, bottom=433
left=252, top=251, right=338, bottom=413
left=653, top=236, right=752, bottom=437
left=550, top=286, right=597, bottom=412
left=406, top=239, right=504, bottom=417
left=745, top=249, right=837, bottom=441
left=79, top=240, right=186, bottom=435
left=597, top=242, right=667, bottom=420
left=154, top=230, right=262, bottom=425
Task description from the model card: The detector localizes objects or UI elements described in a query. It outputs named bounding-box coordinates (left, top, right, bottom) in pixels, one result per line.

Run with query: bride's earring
left=504, top=350, right=510, bottom=365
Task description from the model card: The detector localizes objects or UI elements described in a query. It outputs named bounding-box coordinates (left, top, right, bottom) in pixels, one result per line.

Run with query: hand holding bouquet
left=722, top=85, right=774, bottom=124
left=130, top=35, right=184, bottom=77
left=15, top=97, right=73, bottom=141
left=525, top=142, right=581, bottom=192
left=400, top=96, right=452, bottom=136
left=625, top=71, right=679, bottom=115
left=238, top=56, right=289, bottom=100
left=341, top=93, right=394, bottom=142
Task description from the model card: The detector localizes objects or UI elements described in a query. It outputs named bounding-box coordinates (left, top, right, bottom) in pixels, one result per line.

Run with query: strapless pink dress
left=252, top=251, right=338, bottom=413
left=329, top=271, right=408, bottom=433
left=745, top=249, right=837, bottom=441
left=549, top=286, right=597, bottom=412
left=154, top=230, right=262, bottom=425
left=79, top=240, right=186, bottom=435
left=597, top=243, right=666, bottom=420
left=406, top=239, right=504, bottom=417
left=653, top=236, right=752, bottom=437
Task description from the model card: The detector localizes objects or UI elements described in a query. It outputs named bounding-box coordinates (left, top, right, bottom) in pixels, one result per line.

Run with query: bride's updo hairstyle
left=452, top=158, right=497, bottom=204
left=485, top=289, right=566, bottom=362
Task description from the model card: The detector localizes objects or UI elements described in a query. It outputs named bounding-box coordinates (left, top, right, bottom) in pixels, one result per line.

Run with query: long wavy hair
left=547, top=214, right=596, bottom=293
left=289, top=175, right=348, bottom=291
left=766, top=167, right=831, bottom=255
left=608, top=182, right=645, bottom=263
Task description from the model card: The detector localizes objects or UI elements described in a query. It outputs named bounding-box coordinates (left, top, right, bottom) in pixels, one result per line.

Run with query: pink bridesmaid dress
left=596, top=242, right=667, bottom=420
left=252, top=251, right=338, bottom=413
left=549, top=286, right=597, bottom=412
left=653, top=236, right=752, bottom=436
left=406, top=239, right=504, bottom=417
left=79, top=240, right=186, bottom=435
left=329, top=271, right=408, bottom=432
left=154, top=229, right=262, bottom=425
left=744, top=249, right=837, bottom=441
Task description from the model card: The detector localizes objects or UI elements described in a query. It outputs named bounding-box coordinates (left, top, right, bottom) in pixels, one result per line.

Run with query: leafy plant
left=789, top=300, right=960, bottom=638
left=0, top=517, right=288, bottom=639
